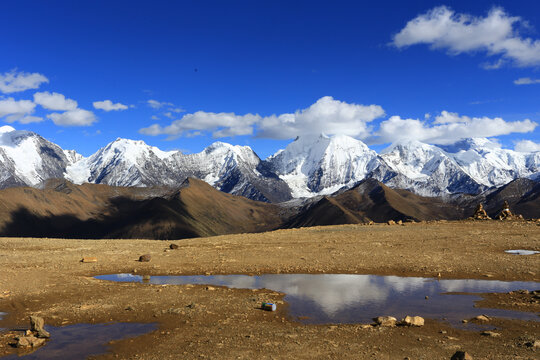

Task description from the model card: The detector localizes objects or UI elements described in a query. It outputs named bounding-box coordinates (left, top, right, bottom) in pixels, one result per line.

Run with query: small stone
left=30, top=316, right=50, bottom=338
left=450, top=351, right=473, bottom=360
left=401, top=316, right=424, bottom=327
left=397, top=220, right=403, bottom=225
left=531, top=340, right=540, bottom=348
left=425, top=296, right=429, bottom=300
left=81, top=257, right=97, bottom=263
left=481, top=331, right=501, bottom=337
left=473, top=315, right=490, bottom=322
left=169, top=244, right=179, bottom=250
left=461, top=319, right=468, bottom=323
left=373, top=316, right=397, bottom=327
left=206, top=286, right=216, bottom=291
left=387, top=220, right=396, bottom=225
left=16, top=335, right=46, bottom=348
left=138, top=254, right=151, bottom=262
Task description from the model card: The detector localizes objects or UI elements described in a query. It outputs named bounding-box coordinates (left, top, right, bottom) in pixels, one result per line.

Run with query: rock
left=169, top=244, right=179, bottom=250
left=206, top=286, right=216, bottom=291
left=481, top=331, right=501, bottom=337
left=81, top=257, right=97, bottom=263
left=30, top=316, right=50, bottom=338
left=532, top=340, right=540, bottom=348
left=401, top=316, right=424, bottom=327
left=450, top=351, right=473, bottom=360
left=473, top=315, right=490, bottom=322
left=373, top=316, right=397, bottom=327
left=138, top=254, right=151, bottom=262
left=387, top=220, right=396, bottom=225
left=16, top=335, right=46, bottom=348
left=397, top=220, right=403, bottom=225
left=142, top=275, right=151, bottom=281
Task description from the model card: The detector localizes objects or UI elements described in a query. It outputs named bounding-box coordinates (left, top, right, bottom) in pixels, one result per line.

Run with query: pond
left=96, top=273, right=539, bottom=327
left=1, top=322, right=155, bottom=359
left=505, top=249, right=539, bottom=255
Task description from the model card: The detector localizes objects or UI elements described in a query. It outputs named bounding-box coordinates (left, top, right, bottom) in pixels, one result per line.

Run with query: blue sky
left=1, top=0, right=539, bottom=158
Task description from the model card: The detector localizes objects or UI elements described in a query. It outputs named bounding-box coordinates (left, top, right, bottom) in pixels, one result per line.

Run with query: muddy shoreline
left=1, top=221, right=539, bottom=359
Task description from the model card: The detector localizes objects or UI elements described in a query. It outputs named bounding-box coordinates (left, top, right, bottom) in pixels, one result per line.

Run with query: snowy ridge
left=266, top=134, right=380, bottom=197
left=0, top=126, right=538, bottom=201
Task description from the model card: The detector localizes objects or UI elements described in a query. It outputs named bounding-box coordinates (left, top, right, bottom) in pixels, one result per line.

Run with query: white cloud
left=18, top=116, right=44, bottom=124
left=0, top=70, right=49, bottom=93
left=34, top=91, right=78, bottom=111
left=373, top=112, right=537, bottom=145
left=0, top=97, right=37, bottom=123
left=514, top=140, right=540, bottom=152
left=139, top=111, right=260, bottom=139
left=47, top=109, right=97, bottom=126
left=151, top=115, right=160, bottom=120
left=514, top=77, right=540, bottom=85
left=392, top=6, right=540, bottom=67
left=147, top=99, right=173, bottom=109
left=93, top=100, right=128, bottom=111
left=257, top=96, right=385, bottom=139
left=163, top=112, right=175, bottom=119
left=140, top=96, right=385, bottom=140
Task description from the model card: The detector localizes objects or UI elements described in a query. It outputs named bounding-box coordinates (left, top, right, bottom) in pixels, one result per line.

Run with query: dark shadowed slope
left=286, top=179, right=466, bottom=227
left=0, top=178, right=283, bottom=239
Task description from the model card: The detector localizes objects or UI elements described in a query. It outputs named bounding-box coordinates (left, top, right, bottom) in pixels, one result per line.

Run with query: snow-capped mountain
left=0, top=125, right=538, bottom=201
left=65, top=138, right=292, bottom=203
left=373, top=140, right=486, bottom=196
left=0, top=125, right=80, bottom=189
left=439, top=138, right=540, bottom=187
left=66, top=138, right=179, bottom=186
left=169, top=142, right=292, bottom=202
left=266, top=134, right=380, bottom=197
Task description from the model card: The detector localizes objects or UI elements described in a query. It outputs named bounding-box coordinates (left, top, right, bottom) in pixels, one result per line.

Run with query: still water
left=1, top=322, right=155, bottom=360
left=96, top=273, right=539, bottom=326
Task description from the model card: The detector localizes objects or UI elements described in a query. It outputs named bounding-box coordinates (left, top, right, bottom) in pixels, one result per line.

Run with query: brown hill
left=0, top=178, right=282, bottom=239
left=286, top=178, right=464, bottom=227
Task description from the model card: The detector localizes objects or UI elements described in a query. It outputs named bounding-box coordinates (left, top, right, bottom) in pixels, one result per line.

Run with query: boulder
left=30, top=316, right=50, bottom=338
left=373, top=316, right=397, bottom=327
left=401, top=316, right=424, bottom=327
left=473, top=315, right=490, bottom=322
left=138, top=254, right=151, bottom=262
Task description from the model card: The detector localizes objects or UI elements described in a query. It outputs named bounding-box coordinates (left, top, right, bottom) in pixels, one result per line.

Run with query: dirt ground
left=0, top=220, right=539, bottom=359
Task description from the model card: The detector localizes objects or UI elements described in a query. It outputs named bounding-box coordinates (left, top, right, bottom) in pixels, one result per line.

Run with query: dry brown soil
left=0, top=221, right=539, bottom=359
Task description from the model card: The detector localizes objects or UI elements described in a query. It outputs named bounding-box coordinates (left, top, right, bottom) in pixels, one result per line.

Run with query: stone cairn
left=497, top=201, right=514, bottom=220
left=472, top=203, right=490, bottom=220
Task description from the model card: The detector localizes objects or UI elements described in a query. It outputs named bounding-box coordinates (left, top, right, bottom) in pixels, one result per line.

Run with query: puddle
left=96, top=274, right=539, bottom=327
left=2, top=322, right=155, bottom=359
left=505, top=249, right=539, bottom=255
left=0, top=312, right=6, bottom=331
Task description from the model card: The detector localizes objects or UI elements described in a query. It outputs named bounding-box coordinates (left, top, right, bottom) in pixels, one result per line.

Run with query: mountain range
left=1, top=125, right=539, bottom=202
left=0, top=177, right=537, bottom=240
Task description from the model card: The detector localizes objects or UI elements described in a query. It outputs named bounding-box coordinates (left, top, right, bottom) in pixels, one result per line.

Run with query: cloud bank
left=93, top=100, right=128, bottom=111
left=34, top=91, right=78, bottom=111
left=514, top=77, right=540, bottom=85
left=47, top=109, right=97, bottom=126
left=392, top=6, right=540, bottom=68
left=373, top=112, right=537, bottom=145
left=0, top=97, right=41, bottom=123
left=514, top=140, right=540, bottom=152
left=0, top=70, right=49, bottom=94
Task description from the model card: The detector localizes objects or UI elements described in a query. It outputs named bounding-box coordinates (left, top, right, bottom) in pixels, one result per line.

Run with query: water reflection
left=505, top=249, right=539, bottom=255
left=96, top=274, right=539, bottom=326
left=3, top=322, right=155, bottom=359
